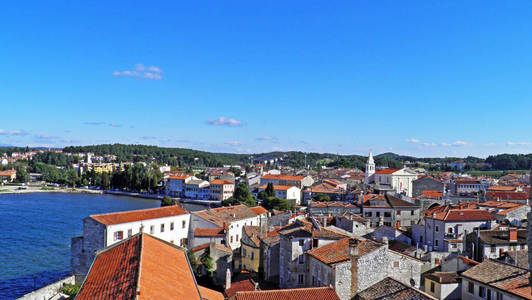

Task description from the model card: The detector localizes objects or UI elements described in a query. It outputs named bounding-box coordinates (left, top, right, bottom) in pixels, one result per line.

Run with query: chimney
left=349, top=239, right=359, bottom=257
left=509, top=230, right=518, bottom=242
left=225, top=268, right=231, bottom=290
left=382, top=237, right=389, bottom=246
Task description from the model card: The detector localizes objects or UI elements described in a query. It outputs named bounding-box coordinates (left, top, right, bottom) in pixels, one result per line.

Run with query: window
left=160, top=224, right=165, bottom=232
left=468, top=282, right=474, bottom=294
left=182, top=220, right=186, bottom=228
left=479, top=286, right=485, bottom=298
left=243, top=248, right=247, bottom=257
left=435, top=226, right=439, bottom=232
left=150, top=225, right=154, bottom=234
left=170, top=222, right=174, bottom=231
left=411, top=210, right=415, bottom=215
left=365, top=212, right=372, bottom=217
left=299, top=240, right=304, bottom=247
left=419, top=236, right=423, bottom=243
left=313, top=239, right=319, bottom=248
left=127, top=229, right=132, bottom=237
left=376, top=212, right=380, bottom=217
left=393, top=261, right=399, bottom=268
left=491, top=245, right=496, bottom=253
left=231, top=236, right=233, bottom=243
left=496, top=292, right=503, bottom=300
left=448, top=227, right=453, bottom=233
left=251, top=251, right=255, bottom=260
left=236, top=234, right=239, bottom=242
left=487, top=289, right=492, bottom=300
left=430, top=281, right=435, bottom=293
left=384, top=212, right=391, bottom=218
left=298, top=274, right=304, bottom=284
left=298, top=254, right=305, bottom=264
left=114, top=231, right=123, bottom=241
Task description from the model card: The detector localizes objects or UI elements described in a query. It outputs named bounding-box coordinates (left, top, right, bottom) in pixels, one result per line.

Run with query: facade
left=260, top=174, right=314, bottom=189
left=240, top=226, right=261, bottom=272
left=185, top=179, right=210, bottom=199
left=454, top=179, right=483, bottom=196
left=334, top=213, right=371, bottom=237
left=413, top=176, right=445, bottom=198
left=412, top=206, right=496, bottom=253
left=166, top=174, right=193, bottom=197
left=303, top=180, right=347, bottom=204
left=424, top=272, right=461, bottom=300
left=362, top=194, right=420, bottom=228
left=210, top=179, right=235, bottom=201
left=465, top=229, right=527, bottom=262
left=309, top=201, right=361, bottom=216
left=71, top=205, right=190, bottom=277
left=258, top=184, right=301, bottom=205
left=260, top=227, right=281, bottom=284
left=460, top=260, right=531, bottom=300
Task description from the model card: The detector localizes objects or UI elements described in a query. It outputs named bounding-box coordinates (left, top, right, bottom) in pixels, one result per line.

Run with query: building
left=364, top=152, right=375, bottom=185
left=258, top=184, right=301, bottom=206
left=412, top=205, right=496, bottom=253
left=259, top=227, right=282, bottom=284
left=309, top=201, right=361, bottom=216
left=302, top=180, right=347, bottom=204
left=413, top=176, right=446, bottom=198
left=485, top=191, right=529, bottom=204
left=450, top=160, right=466, bottom=171
left=233, top=286, right=341, bottom=300
left=210, top=179, right=235, bottom=201
left=185, top=178, right=211, bottom=199
left=477, top=201, right=530, bottom=225
left=240, top=226, right=261, bottom=272
left=76, top=233, right=223, bottom=300
left=424, top=272, right=461, bottom=300
left=465, top=229, right=527, bottom=262
left=362, top=193, right=420, bottom=228
left=71, top=205, right=190, bottom=277
left=260, top=174, right=314, bottom=189
left=166, top=174, right=193, bottom=197
left=0, top=170, right=16, bottom=182
left=278, top=219, right=347, bottom=289
left=191, top=241, right=233, bottom=286
left=334, top=213, right=371, bottom=237
left=454, top=179, right=483, bottom=196
left=190, top=205, right=268, bottom=250
left=460, top=259, right=531, bottom=300
left=355, top=277, right=437, bottom=300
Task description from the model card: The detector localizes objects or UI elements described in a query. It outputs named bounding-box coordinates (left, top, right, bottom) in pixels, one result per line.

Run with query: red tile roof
left=168, top=174, right=193, bottom=180
left=306, top=238, right=382, bottom=265
left=261, top=174, right=305, bottom=181
left=77, top=233, right=203, bottom=300
left=199, top=286, right=224, bottom=300
left=488, top=185, right=517, bottom=191
left=421, top=190, right=443, bottom=199
left=250, top=206, right=268, bottom=215
left=258, top=184, right=295, bottom=191
left=426, top=209, right=496, bottom=222
left=192, top=204, right=261, bottom=227
left=0, top=170, right=16, bottom=176
left=194, top=228, right=225, bottom=237
left=211, top=179, right=235, bottom=185
left=225, top=278, right=256, bottom=298
left=90, top=205, right=188, bottom=226
left=234, top=287, right=340, bottom=300
left=374, top=168, right=401, bottom=174
left=486, top=191, right=529, bottom=201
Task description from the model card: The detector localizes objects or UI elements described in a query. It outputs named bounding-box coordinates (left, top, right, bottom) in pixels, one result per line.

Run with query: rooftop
left=90, top=205, right=188, bottom=226
left=306, top=237, right=382, bottom=265
left=357, top=277, right=437, bottom=300
left=234, top=287, right=340, bottom=300
left=192, top=204, right=261, bottom=227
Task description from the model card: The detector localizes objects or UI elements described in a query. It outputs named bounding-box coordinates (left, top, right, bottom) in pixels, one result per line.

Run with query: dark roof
left=478, top=229, right=527, bottom=245
left=425, top=272, right=460, bottom=284
left=357, top=277, right=437, bottom=300
left=461, top=260, right=532, bottom=299
left=278, top=219, right=347, bottom=240
left=500, top=250, right=529, bottom=269
left=235, top=287, right=340, bottom=300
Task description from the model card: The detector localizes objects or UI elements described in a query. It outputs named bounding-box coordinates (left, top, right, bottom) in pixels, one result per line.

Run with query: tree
left=161, top=195, right=179, bottom=207
left=313, top=193, right=330, bottom=202
left=228, top=166, right=241, bottom=177
left=265, top=183, right=275, bottom=198
left=257, top=191, right=268, bottom=200
left=262, top=197, right=294, bottom=211
left=199, top=247, right=214, bottom=278
left=187, top=250, right=199, bottom=276
left=225, top=183, right=257, bottom=207
left=15, top=164, right=28, bottom=183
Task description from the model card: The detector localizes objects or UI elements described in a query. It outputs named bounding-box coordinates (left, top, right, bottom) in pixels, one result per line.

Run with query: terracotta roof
left=306, top=238, right=382, bottom=265
left=199, top=286, right=224, bottom=300
left=192, top=204, right=260, bottom=227
left=426, top=208, right=496, bottom=222
left=90, top=205, right=188, bottom=226
left=77, top=233, right=203, bottom=300
left=261, top=174, right=305, bottom=181
left=488, top=185, right=517, bottom=191
left=0, top=170, right=16, bottom=176
left=421, top=190, right=443, bottom=199
left=194, top=228, right=225, bottom=237
left=425, top=272, right=460, bottom=284
left=458, top=256, right=479, bottom=267
left=225, top=278, right=256, bottom=299
left=357, top=277, right=437, bottom=300
left=311, top=201, right=356, bottom=208
left=461, top=260, right=532, bottom=299
left=374, top=168, right=401, bottom=174
left=242, top=226, right=261, bottom=248
left=168, top=174, right=193, bottom=180
left=455, top=179, right=480, bottom=184
left=337, top=212, right=368, bottom=223
left=250, top=206, right=268, bottom=215
left=258, top=184, right=295, bottom=191
left=486, top=191, right=529, bottom=201
left=234, top=287, right=340, bottom=300
left=211, top=179, right=235, bottom=185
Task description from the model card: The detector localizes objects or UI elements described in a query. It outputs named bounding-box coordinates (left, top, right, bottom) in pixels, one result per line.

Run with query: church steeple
left=365, top=151, right=375, bottom=185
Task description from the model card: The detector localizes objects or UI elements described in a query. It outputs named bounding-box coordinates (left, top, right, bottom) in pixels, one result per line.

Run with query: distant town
left=4, top=144, right=532, bottom=300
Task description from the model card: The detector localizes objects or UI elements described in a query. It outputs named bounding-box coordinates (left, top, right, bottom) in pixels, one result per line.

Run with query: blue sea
left=0, top=193, right=162, bottom=299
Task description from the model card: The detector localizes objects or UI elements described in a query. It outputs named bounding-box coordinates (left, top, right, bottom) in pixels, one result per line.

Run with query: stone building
left=362, top=193, right=420, bottom=228
left=191, top=241, right=233, bottom=286
left=308, top=201, right=361, bottom=216
left=278, top=219, right=347, bottom=289
left=240, top=226, right=261, bottom=272
left=71, top=205, right=190, bottom=278
left=356, top=277, right=437, bottom=300
left=260, top=227, right=281, bottom=284
left=413, top=176, right=445, bottom=198
left=334, top=213, right=371, bottom=237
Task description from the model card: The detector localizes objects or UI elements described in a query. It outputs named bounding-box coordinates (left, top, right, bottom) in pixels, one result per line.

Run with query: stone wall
left=387, top=250, right=425, bottom=288
left=18, top=275, right=75, bottom=300
left=412, top=177, right=444, bottom=197
left=70, top=217, right=105, bottom=278
left=355, top=245, right=389, bottom=294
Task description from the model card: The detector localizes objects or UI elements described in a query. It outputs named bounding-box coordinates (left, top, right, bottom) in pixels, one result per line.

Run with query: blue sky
left=1, top=1, right=531, bottom=157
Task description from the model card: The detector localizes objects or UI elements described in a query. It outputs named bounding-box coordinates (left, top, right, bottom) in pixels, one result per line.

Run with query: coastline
left=0, top=186, right=103, bottom=195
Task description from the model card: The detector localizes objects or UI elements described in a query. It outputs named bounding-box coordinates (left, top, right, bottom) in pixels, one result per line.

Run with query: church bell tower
left=365, top=151, right=375, bottom=185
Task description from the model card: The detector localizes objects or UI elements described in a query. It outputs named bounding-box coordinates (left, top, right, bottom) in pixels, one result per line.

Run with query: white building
left=364, top=154, right=418, bottom=197
left=185, top=178, right=210, bottom=199
left=258, top=184, right=301, bottom=205
left=71, top=205, right=190, bottom=276
left=209, top=179, right=235, bottom=201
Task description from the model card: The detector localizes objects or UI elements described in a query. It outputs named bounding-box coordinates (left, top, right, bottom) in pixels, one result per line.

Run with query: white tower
left=365, top=151, right=375, bottom=185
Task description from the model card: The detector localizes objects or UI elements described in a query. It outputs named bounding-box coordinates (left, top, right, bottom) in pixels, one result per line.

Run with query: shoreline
left=0, top=186, right=103, bottom=195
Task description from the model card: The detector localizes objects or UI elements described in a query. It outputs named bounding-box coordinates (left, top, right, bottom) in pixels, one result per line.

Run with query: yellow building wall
left=241, top=244, right=260, bottom=272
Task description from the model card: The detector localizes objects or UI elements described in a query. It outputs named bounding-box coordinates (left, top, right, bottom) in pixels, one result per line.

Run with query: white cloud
left=112, top=64, right=163, bottom=80
left=423, top=142, right=437, bottom=147
left=225, top=141, right=244, bottom=146
left=0, top=129, right=28, bottom=136
left=207, top=117, right=245, bottom=127
left=440, top=142, right=451, bottom=147
left=406, top=138, right=420, bottom=143
left=452, top=141, right=471, bottom=147
left=507, top=141, right=531, bottom=146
